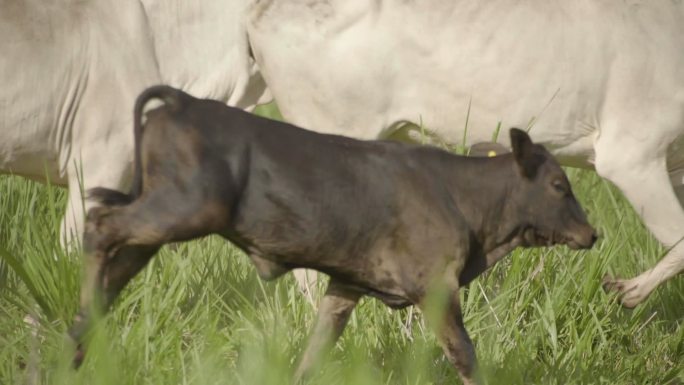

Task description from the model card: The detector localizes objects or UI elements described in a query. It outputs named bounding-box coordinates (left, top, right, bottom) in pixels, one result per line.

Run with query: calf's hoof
left=72, top=344, right=86, bottom=369
left=601, top=275, right=644, bottom=309
left=69, top=313, right=88, bottom=369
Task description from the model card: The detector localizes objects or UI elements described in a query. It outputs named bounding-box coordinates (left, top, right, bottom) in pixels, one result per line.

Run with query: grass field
left=1, top=106, right=682, bottom=384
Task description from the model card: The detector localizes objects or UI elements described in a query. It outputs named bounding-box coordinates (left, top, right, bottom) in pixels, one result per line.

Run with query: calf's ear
left=510, top=128, right=541, bottom=179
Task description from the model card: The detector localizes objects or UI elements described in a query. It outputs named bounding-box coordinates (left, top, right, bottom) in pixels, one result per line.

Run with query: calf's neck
left=70, top=86, right=596, bottom=384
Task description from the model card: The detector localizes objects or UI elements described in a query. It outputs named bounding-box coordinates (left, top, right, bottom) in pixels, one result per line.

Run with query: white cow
left=0, top=0, right=272, bottom=256
left=246, top=0, right=684, bottom=307
left=0, top=0, right=161, bottom=247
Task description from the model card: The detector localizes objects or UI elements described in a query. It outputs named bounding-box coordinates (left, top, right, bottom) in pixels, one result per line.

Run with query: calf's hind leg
left=70, top=203, right=167, bottom=366
left=70, top=242, right=159, bottom=367
left=70, top=189, right=227, bottom=366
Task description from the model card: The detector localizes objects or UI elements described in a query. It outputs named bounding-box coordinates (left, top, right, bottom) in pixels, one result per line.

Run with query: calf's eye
left=552, top=180, right=566, bottom=194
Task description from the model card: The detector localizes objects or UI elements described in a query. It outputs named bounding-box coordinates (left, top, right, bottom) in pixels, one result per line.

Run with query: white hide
left=247, top=0, right=684, bottom=306
left=0, top=0, right=161, bottom=245
left=140, top=0, right=271, bottom=110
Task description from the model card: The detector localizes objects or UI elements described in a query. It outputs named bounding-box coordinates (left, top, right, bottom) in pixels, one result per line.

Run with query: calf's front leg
left=431, top=293, right=479, bottom=385
left=420, top=262, right=481, bottom=385
left=294, top=279, right=361, bottom=382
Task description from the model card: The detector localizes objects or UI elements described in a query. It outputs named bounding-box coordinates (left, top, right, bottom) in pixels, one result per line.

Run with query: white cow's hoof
left=601, top=275, right=646, bottom=309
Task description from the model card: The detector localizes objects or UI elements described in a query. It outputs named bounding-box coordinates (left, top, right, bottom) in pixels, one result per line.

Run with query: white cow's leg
left=595, top=136, right=684, bottom=307
left=60, top=173, right=88, bottom=251
left=61, top=151, right=132, bottom=252
left=292, top=269, right=320, bottom=304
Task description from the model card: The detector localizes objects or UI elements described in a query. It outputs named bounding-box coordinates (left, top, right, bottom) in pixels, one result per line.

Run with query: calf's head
left=507, top=128, right=597, bottom=250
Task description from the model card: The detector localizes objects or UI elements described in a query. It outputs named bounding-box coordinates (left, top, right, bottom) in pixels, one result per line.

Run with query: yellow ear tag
left=487, top=150, right=497, bottom=157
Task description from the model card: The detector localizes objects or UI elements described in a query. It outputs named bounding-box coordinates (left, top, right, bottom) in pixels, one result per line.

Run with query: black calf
left=70, top=86, right=596, bottom=384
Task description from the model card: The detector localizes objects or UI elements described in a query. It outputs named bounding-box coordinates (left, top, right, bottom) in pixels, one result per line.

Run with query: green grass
left=1, top=108, right=682, bottom=384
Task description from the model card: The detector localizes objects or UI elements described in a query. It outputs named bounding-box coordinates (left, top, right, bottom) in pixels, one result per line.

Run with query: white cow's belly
left=0, top=152, right=66, bottom=185
left=667, top=135, right=684, bottom=187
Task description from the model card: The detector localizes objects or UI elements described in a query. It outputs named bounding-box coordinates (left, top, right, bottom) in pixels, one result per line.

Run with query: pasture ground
left=0, top=105, right=682, bottom=384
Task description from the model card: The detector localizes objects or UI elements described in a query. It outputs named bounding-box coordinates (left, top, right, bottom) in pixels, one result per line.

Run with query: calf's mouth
left=522, top=227, right=561, bottom=247
left=565, top=227, right=598, bottom=250
left=522, top=227, right=596, bottom=250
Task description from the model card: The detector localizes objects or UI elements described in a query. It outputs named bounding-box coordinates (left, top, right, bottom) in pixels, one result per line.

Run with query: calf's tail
left=129, top=85, right=186, bottom=199
left=89, top=85, right=188, bottom=206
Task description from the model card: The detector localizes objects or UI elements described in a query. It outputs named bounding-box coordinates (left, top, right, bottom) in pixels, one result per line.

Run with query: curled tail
left=129, top=85, right=187, bottom=199
left=89, top=85, right=188, bottom=206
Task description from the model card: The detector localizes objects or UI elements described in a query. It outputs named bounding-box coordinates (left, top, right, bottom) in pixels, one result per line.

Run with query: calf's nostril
left=589, top=231, right=598, bottom=245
